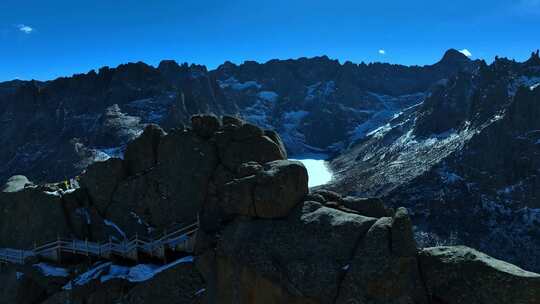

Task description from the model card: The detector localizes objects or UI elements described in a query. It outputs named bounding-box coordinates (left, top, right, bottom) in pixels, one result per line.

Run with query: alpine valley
left=1, top=49, right=540, bottom=303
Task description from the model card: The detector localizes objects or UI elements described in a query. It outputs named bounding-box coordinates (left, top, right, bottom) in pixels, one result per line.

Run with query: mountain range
left=1, top=49, right=539, bottom=272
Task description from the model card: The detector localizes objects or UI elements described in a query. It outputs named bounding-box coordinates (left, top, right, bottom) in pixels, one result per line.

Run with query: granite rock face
left=0, top=115, right=292, bottom=246
left=418, top=246, right=540, bottom=304
left=196, top=176, right=540, bottom=304
left=330, top=53, right=540, bottom=272
left=0, top=114, right=539, bottom=304
left=0, top=62, right=236, bottom=183
left=0, top=184, right=70, bottom=248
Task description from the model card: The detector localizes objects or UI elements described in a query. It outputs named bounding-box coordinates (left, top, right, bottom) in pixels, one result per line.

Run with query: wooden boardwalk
left=0, top=222, right=198, bottom=265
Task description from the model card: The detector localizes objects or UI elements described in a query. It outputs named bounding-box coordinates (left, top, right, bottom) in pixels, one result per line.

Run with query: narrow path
left=0, top=222, right=198, bottom=265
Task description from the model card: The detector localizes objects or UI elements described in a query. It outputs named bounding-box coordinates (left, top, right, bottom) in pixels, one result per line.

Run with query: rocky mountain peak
left=438, top=48, right=471, bottom=65
left=525, top=49, right=540, bottom=67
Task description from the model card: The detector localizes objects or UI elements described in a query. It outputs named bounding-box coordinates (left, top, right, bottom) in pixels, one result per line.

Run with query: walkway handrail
left=0, top=221, right=199, bottom=265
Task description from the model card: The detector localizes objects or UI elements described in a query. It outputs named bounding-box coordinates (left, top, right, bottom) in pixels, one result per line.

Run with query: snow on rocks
left=508, top=76, right=540, bottom=96
left=62, top=256, right=194, bottom=289
left=104, top=219, right=127, bottom=239
left=304, top=81, right=335, bottom=102
left=33, top=263, right=70, bottom=277
left=63, top=262, right=112, bottom=290
left=218, top=77, right=262, bottom=90
left=257, top=91, right=279, bottom=102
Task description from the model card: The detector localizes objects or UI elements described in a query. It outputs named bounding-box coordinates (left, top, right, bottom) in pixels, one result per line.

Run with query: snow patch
left=437, top=166, right=464, bottom=184
left=63, top=262, right=112, bottom=290
left=508, top=76, right=540, bottom=96
left=277, top=110, right=310, bottom=153
left=195, top=288, right=206, bottom=296
left=305, top=81, right=335, bottom=102
left=104, top=219, right=126, bottom=239
left=497, top=181, right=524, bottom=195
left=219, top=77, right=262, bottom=90
left=63, top=256, right=194, bottom=290
left=283, top=110, right=308, bottom=123
left=350, top=93, right=424, bottom=142
left=257, top=91, right=278, bottom=102
left=290, top=154, right=332, bottom=187
left=44, top=190, right=62, bottom=197
left=34, top=263, right=70, bottom=277
left=99, top=146, right=124, bottom=159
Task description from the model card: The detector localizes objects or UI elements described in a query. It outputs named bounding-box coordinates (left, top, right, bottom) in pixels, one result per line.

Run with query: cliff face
left=0, top=62, right=235, bottom=183
left=0, top=50, right=473, bottom=184
left=1, top=115, right=538, bottom=304
left=211, top=49, right=476, bottom=154
left=330, top=53, right=540, bottom=271
left=0, top=115, right=289, bottom=249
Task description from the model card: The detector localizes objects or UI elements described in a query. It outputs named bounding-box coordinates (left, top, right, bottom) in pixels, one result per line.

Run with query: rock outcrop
left=330, top=53, right=540, bottom=272
left=1, top=115, right=538, bottom=304
left=0, top=115, right=292, bottom=246
left=419, top=246, right=540, bottom=304
left=0, top=183, right=70, bottom=248
left=195, top=173, right=540, bottom=304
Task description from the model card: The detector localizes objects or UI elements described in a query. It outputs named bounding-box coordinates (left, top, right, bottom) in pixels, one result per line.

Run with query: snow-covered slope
left=329, top=52, right=540, bottom=271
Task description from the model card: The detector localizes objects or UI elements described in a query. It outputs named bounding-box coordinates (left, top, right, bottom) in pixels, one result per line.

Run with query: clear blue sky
left=1, top=0, right=539, bottom=81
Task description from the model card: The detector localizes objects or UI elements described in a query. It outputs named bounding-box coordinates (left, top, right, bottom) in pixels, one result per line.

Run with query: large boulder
left=191, top=114, right=221, bottom=138
left=0, top=267, right=38, bottom=304
left=217, top=160, right=308, bottom=219
left=0, top=264, right=68, bottom=304
left=201, top=201, right=377, bottom=303
left=42, top=279, right=132, bottom=304
left=336, top=216, right=427, bottom=304
left=219, top=175, right=257, bottom=218
left=418, top=246, right=540, bottom=304
left=221, top=135, right=285, bottom=171
left=341, top=196, right=393, bottom=218
left=88, top=126, right=219, bottom=236
left=200, top=254, right=316, bottom=304
left=123, top=124, right=166, bottom=175
left=264, top=130, right=288, bottom=159
left=79, top=158, right=126, bottom=215
left=0, top=187, right=70, bottom=248
left=215, top=123, right=286, bottom=172
left=75, top=116, right=288, bottom=238
left=253, top=160, right=308, bottom=218
left=391, top=207, right=417, bottom=257
left=123, top=263, right=205, bottom=304
left=41, top=261, right=204, bottom=304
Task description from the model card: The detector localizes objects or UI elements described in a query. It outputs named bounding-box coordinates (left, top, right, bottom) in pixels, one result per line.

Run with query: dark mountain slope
left=211, top=50, right=477, bottom=152
left=0, top=62, right=234, bottom=182
left=329, top=51, right=540, bottom=271
left=0, top=50, right=473, bottom=183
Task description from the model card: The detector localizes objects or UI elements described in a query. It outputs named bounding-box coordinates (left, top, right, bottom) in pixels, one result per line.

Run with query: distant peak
left=158, top=60, right=180, bottom=70
left=439, top=49, right=471, bottom=64
left=525, top=50, right=540, bottom=66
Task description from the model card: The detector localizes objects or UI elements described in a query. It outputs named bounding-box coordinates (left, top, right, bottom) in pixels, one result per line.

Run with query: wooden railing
left=0, top=222, right=198, bottom=265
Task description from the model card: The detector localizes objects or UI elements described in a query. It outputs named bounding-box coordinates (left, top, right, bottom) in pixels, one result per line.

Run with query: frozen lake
left=290, top=154, right=333, bottom=188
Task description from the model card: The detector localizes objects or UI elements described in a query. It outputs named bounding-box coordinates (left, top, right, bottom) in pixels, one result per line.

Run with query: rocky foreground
left=1, top=116, right=539, bottom=303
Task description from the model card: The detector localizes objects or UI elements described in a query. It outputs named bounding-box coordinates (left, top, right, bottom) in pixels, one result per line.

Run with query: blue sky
left=1, top=0, right=539, bottom=81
